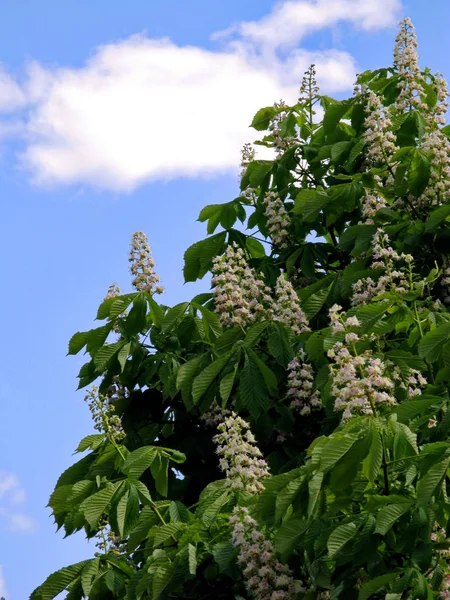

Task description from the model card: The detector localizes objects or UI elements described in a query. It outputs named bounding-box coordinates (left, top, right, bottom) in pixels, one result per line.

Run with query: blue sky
left=0, top=0, right=449, bottom=598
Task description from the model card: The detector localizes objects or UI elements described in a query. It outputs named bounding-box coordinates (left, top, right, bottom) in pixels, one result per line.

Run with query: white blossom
left=129, top=231, right=163, bottom=294
left=230, top=507, right=305, bottom=600
left=263, top=191, right=290, bottom=249
left=212, top=243, right=273, bottom=329
left=286, top=350, right=321, bottom=416
left=273, top=274, right=310, bottom=335
left=213, top=413, right=270, bottom=494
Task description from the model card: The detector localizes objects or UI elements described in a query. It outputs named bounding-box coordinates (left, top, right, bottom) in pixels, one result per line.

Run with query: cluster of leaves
left=34, top=22, right=450, bottom=600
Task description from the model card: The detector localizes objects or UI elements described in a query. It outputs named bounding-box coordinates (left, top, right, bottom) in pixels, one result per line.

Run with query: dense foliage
left=33, top=19, right=450, bottom=600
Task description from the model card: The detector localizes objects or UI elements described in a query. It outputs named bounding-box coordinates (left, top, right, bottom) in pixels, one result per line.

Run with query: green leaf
left=240, top=348, right=269, bottom=417
left=68, top=332, right=89, bottom=355
left=212, top=541, right=237, bottom=572
left=75, top=434, right=105, bottom=453
left=117, top=484, right=140, bottom=538
left=125, top=295, right=147, bottom=335
left=153, top=522, right=184, bottom=546
left=314, top=433, right=359, bottom=473
left=394, top=396, right=443, bottom=423
left=152, top=562, right=174, bottom=600
left=161, top=302, right=190, bottom=333
left=293, top=188, right=329, bottom=222
left=362, top=428, right=383, bottom=483
left=302, top=286, right=330, bottom=320
left=30, top=561, right=90, bottom=600
left=150, top=453, right=170, bottom=497
left=247, top=348, right=278, bottom=396
left=275, top=519, right=308, bottom=560
left=323, top=101, right=351, bottom=134
left=122, top=446, right=157, bottom=479
left=183, top=232, right=226, bottom=282
left=268, top=322, right=294, bottom=367
left=375, top=503, right=412, bottom=535
left=93, top=340, right=126, bottom=371
left=80, top=558, right=100, bottom=597
left=358, top=573, right=400, bottom=600
left=192, top=353, right=232, bottom=404
left=251, top=106, right=276, bottom=130
left=417, top=459, right=449, bottom=506
left=246, top=236, right=266, bottom=258
left=104, top=569, right=126, bottom=595
left=219, top=365, right=238, bottom=405
left=188, top=543, right=197, bottom=575
left=408, top=149, right=431, bottom=197
left=425, top=204, right=450, bottom=232
left=246, top=160, right=274, bottom=188
left=79, top=482, right=123, bottom=528
left=327, top=522, right=357, bottom=557
left=118, top=341, right=132, bottom=372
left=418, top=323, right=450, bottom=362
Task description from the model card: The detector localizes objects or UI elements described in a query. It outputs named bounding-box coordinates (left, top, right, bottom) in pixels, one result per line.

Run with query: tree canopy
left=32, top=18, right=450, bottom=600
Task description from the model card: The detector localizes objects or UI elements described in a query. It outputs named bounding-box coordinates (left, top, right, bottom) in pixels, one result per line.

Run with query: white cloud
left=1, top=0, right=402, bottom=191
left=0, top=565, right=8, bottom=599
left=0, top=472, right=36, bottom=534
left=217, top=0, right=401, bottom=50
left=0, top=66, right=26, bottom=112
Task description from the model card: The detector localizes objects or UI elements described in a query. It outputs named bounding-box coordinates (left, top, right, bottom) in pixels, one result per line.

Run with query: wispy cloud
left=0, top=472, right=37, bottom=533
left=0, top=0, right=402, bottom=191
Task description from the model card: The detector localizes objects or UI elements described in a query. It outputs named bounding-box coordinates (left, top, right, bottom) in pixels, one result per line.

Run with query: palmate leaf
left=117, top=483, right=140, bottom=538
left=362, top=427, right=383, bottom=483
left=192, top=352, right=233, bottom=404
left=30, top=560, right=90, bottom=600
left=417, top=459, right=449, bottom=506
left=240, top=348, right=270, bottom=417
left=75, top=434, right=105, bottom=453
left=183, top=231, right=226, bottom=282
left=418, top=322, right=450, bottom=362
left=274, top=519, right=309, bottom=560
left=80, top=558, right=101, bottom=596
left=327, top=522, right=357, bottom=557
left=375, top=502, right=412, bottom=535
left=122, top=446, right=158, bottom=479
left=358, top=572, right=401, bottom=600
left=152, top=566, right=174, bottom=600
left=127, top=506, right=158, bottom=552
left=79, top=481, right=124, bottom=528
left=313, top=433, right=359, bottom=473
left=268, top=322, right=294, bottom=367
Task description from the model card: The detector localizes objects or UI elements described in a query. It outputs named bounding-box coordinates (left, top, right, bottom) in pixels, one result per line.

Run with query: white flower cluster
left=393, top=18, right=427, bottom=114
left=328, top=305, right=396, bottom=420
left=200, top=400, right=231, bottom=428
left=129, top=231, right=164, bottom=294
left=212, top=243, right=273, bottom=328
left=213, top=412, right=270, bottom=494
left=286, top=350, right=322, bottom=416
left=231, top=507, right=305, bottom=600
left=360, top=191, right=387, bottom=224
left=433, top=73, right=449, bottom=126
left=263, top=191, right=290, bottom=249
left=364, top=90, right=398, bottom=165
left=104, top=282, right=121, bottom=300
left=419, top=129, right=450, bottom=207
left=241, top=142, right=255, bottom=173
left=352, top=229, right=411, bottom=305
left=269, top=100, right=297, bottom=157
left=85, top=383, right=126, bottom=443
left=273, top=274, right=310, bottom=335
left=298, top=64, right=319, bottom=103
